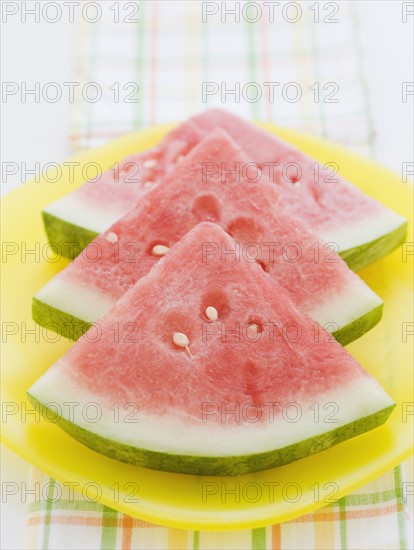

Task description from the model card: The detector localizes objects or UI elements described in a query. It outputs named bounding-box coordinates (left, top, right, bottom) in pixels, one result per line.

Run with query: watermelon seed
left=143, top=158, right=157, bottom=169
left=205, top=306, right=218, bottom=321
left=143, top=180, right=155, bottom=188
left=172, top=332, right=192, bottom=356
left=152, top=244, right=170, bottom=256
left=173, top=332, right=189, bottom=347
left=105, top=232, right=118, bottom=244
left=246, top=324, right=259, bottom=339
left=176, top=155, right=184, bottom=163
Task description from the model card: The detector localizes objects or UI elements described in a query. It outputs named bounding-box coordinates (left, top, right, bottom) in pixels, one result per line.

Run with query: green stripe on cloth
left=338, top=496, right=348, bottom=550
left=28, top=498, right=106, bottom=514
left=394, top=466, right=408, bottom=550
left=252, top=527, right=266, bottom=550
left=85, top=22, right=98, bottom=147
left=246, top=19, right=259, bottom=120
left=42, top=478, right=56, bottom=550
left=101, top=505, right=119, bottom=549
left=192, top=530, right=200, bottom=550
left=350, top=2, right=376, bottom=159
left=344, top=488, right=403, bottom=506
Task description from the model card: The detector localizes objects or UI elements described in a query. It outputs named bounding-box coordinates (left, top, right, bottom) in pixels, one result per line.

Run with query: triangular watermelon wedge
left=34, top=130, right=383, bottom=345
left=28, top=223, right=395, bottom=476
left=43, top=109, right=407, bottom=269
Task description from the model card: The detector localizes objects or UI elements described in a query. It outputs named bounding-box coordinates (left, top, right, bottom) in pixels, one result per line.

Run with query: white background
left=1, top=2, right=413, bottom=548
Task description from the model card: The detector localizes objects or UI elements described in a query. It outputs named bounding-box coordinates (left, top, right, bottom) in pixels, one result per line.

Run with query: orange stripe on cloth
left=297, top=502, right=401, bottom=523
left=121, top=514, right=134, bottom=549
left=25, top=514, right=156, bottom=529
left=271, top=523, right=281, bottom=549
left=69, top=130, right=130, bottom=141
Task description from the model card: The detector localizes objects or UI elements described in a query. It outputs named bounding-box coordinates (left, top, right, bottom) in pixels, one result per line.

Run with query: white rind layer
left=29, top=363, right=394, bottom=456
left=43, top=195, right=125, bottom=234
left=35, top=276, right=115, bottom=323
left=317, top=208, right=406, bottom=253
left=308, top=277, right=382, bottom=332
left=34, top=274, right=382, bottom=336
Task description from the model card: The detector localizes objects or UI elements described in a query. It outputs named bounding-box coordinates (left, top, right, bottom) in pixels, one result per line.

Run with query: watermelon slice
left=28, top=223, right=395, bottom=476
left=43, top=109, right=406, bottom=269
left=34, top=130, right=383, bottom=346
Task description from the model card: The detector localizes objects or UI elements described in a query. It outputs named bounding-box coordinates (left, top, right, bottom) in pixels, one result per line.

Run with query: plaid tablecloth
left=24, top=1, right=413, bottom=548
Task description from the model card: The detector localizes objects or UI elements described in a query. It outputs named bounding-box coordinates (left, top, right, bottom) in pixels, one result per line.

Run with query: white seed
left=205, top=306, right=218, bottom=321
left=246, top=324, right=259, bottom=339
left=173, top=332, right=189, bottom=348
left=143, top=180, right=155, bottom=188
left=152, top=244, right=170, bottom=256
left=143, top=158, right=157, bottom=169
left=105, top=231, right=118, bottom=243
left=176, top=154, right=184, bottom=163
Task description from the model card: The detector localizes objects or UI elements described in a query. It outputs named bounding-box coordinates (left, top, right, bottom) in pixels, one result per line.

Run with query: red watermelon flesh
left=76, top=153, right=157, bottom=214
left=28, top=223, right=395, bottom=475
left=43, top=109, right=406, bottom=268
left=34, top=129, right=382, bottom=345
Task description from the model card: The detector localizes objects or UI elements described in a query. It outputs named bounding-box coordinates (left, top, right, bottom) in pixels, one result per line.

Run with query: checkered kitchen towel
left=25, top=464, right=412, bottom=550
left=25, top=1, right=413, bottom=549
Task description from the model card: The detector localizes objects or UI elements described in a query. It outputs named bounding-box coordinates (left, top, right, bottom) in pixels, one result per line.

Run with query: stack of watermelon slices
left=34, top=129, right=383, bottom=345
left=29, top=111, right=400, bottom=476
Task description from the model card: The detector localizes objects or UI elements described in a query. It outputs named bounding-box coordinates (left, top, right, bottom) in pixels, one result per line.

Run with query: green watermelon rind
left=339, top=220, right=407, bottom=272
left=41, top=209, right=407, bottom=269
left=32, top=296, right=92, bottom=342
left=42, top=211, right=99, bottom=261
left=26, top=393, right=395, bottom=476
left=331, top=302, right=383, bottom=346
left=32, top=297, right=383, bottom=347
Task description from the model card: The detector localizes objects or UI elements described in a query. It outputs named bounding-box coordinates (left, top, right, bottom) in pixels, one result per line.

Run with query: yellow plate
left=1, top=123, right=413, bottom=530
